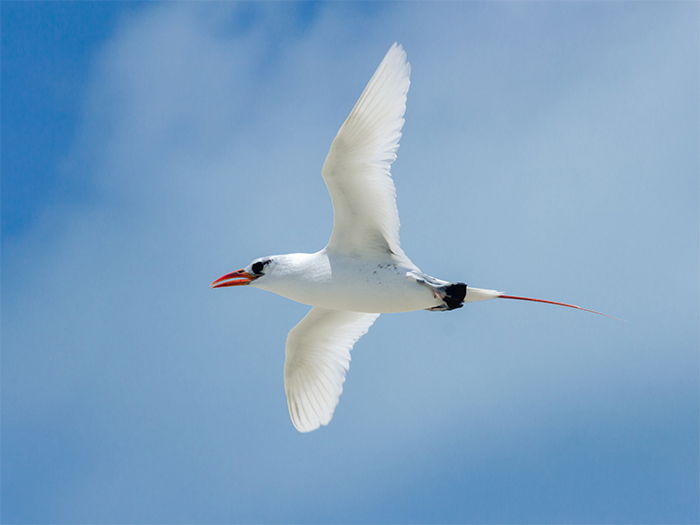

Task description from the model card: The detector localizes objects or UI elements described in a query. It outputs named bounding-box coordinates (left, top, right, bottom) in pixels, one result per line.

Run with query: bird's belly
left=267, top=265, right=440, bottom=313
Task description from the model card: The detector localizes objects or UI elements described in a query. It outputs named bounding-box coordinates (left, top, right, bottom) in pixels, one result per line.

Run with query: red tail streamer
left=499, top=295, right=617, bottom=319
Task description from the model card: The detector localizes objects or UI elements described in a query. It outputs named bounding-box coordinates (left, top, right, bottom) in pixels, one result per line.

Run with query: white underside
left=253, top=250, right=440, bottom=313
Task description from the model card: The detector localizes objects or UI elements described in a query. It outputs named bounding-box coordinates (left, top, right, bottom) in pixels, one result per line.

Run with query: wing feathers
left=322, top=43, right=411, bottom=260
left=282, top=45, right=413, bottom=432
left=284, top=308, right=380, bottom=432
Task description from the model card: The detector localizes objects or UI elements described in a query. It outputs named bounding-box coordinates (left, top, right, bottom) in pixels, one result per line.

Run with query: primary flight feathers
left=285, top=309, right=380, bottom=433
left=323, top=43, right=410, bottom=258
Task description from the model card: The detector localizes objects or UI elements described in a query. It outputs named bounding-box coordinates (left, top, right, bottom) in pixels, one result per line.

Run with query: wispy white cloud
left=3, top=2, right=697, bottom=522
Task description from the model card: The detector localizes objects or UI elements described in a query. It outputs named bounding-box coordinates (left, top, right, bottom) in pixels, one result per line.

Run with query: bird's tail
left=428, top=285, right=613, bottom=318
left=498, top=294, right=615, bottom=318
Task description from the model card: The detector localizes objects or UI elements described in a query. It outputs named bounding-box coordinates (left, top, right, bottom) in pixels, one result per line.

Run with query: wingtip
left=383, top=42, right=410, bottom=84
left=293, top=422, right=318, bottom=434
left=387, top=42, right=407, bottom=60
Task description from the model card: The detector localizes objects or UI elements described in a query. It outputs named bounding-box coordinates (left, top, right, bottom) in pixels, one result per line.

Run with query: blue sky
left=2, top=2, right=698, bottom=523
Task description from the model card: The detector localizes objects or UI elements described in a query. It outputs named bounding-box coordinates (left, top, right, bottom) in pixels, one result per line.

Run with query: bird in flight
left=212, top=43, right=606, bottom=433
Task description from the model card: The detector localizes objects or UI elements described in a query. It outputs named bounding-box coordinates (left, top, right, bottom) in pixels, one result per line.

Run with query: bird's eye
left=252, top=261, right=267, bottom=275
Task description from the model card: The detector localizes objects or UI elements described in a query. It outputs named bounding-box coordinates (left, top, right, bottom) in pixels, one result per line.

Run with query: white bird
left=212, top=43, right=607, bottom=433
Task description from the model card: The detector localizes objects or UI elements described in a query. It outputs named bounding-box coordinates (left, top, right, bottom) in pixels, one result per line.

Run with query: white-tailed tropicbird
left=212, top=43, right=607, bottom=433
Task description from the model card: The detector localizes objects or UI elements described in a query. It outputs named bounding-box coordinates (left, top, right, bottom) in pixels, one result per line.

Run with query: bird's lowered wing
left=284, top=307, right=380, bottom=432
left=322, top=43, right=410, bottom=259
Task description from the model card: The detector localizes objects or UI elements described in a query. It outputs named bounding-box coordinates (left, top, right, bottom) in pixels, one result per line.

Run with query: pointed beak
left=211, top=269, right=257, bottom=288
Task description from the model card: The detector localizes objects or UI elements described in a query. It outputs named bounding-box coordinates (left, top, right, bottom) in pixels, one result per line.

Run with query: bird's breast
left=259, top=258, right=440, bottom=313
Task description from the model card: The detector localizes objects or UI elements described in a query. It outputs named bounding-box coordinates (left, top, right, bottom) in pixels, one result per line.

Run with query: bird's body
left=248, top=250, right=500, bottom=313
left=212, top=43, right=606, bottom=432
left=251, top=250, right=433, bottom=313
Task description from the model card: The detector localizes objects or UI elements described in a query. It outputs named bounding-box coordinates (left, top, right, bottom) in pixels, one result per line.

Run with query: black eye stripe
left=251, top=260, right=269, bottom=275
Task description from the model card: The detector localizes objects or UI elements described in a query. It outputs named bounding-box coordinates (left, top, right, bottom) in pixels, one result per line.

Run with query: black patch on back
left=442, top=283, right=467, bottom=310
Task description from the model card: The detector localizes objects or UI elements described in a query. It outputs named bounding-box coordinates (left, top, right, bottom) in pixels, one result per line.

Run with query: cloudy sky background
left=2, top=2, right=698, bottom=523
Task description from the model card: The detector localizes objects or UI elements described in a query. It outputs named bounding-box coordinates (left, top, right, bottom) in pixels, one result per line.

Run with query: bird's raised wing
left=322, top=43, right=411, bottom=259
left=284, top=307, right=380, bottom=433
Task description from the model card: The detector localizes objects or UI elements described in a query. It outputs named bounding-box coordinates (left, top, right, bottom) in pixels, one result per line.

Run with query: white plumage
left=212, top=43, right=607, bottom=433
left=323, top=43, right=410, bottom=260
left=285, top=308, right=379, bottom=433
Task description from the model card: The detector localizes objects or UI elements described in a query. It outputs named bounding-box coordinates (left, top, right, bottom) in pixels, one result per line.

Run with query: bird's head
left=210, top=257, right=276, bottom=288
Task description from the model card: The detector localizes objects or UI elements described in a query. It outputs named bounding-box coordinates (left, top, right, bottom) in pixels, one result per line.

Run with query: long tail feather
left=499, top=295, right=618, bottom=319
